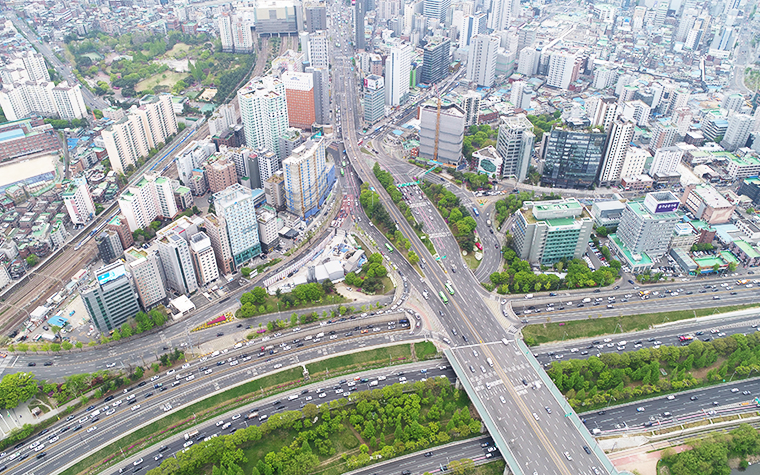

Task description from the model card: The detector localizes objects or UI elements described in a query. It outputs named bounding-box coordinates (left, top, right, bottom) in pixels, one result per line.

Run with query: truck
left=582, top=297, right=592, bottom=303
left=184, top=430, right=199, bottom=440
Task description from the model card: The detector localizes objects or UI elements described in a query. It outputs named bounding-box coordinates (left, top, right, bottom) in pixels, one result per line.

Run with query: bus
left=385, top=242, right=394, bottom=253
left=342, top=160, right=346, bottom=167
left=445, top=282, right=455, bottom=295
left=472, top=207, right=479, bottom=217
left=340, top=168, right=345, bottom=176
left=358, top=139, right=363, bottom=146
left=439, top=291, right=449, bottom=304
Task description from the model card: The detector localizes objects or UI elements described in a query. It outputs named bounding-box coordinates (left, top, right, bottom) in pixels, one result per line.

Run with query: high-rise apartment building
left=649, top=145, right=684, bottom=176
left=118, top=173, right=178, bottom=232
left=62, top=176, right=96, bottom=225
left=598, top=118, right=636, bottom=187
left=363, top=75, right=385, bottom=124
left=511, top=198, right=594, bottom=265
left=257, top=206, right=280, bottom=252
left=51, top=84, right=88, bottom=120
left=542, top=126, right=607, bottom=189
left=82, top=262, right=141, bottom=332
left=283, top=138, right=333, bottom=218
left=219, top=12, right=234, bottom=52
left=421, top=36, right=451, bottom=85
left=203, top=156, right=238, bottom=193
left=496, top=115, right=534, bottom=182
left=214, top=184, right=262, bottom=268
left=107, top=214, right=135, bottom=251
left=510, top=81, right=532, bottom=111
left=155, top=221, right=199, bottom=295
left=614, top=192, right=681, bottom=259
left=176, top=139, right=217, bottom=188
left=0, top=81, right=86, bottom=122
left=517, top=47, right=539, bottom=76
left=96, top=230, right=124, bottom=264
left=189, top=232, right=219, bottom=286
left=460, top=13, right=487, bottom=47
left=203, top=214, right=234, bottom=275
left=238, top=76, right=290, bottom=160
left=488, top=0, right=519, bottom=31
left=466, top=34, right=499, bottom=88
left=282, top=72, right=316, bottom=130
left=306, top=30, right=329, bottom=68
left=102, top=95, right=178, bottom=175
left=546, top=50, right=581, bottom=90
left=124, top=246, right=167, bottom=309
left=721, top=114, right=754, bottom=151
left=385, top=43, right=412, bottom=106
left=219, top=13, right=253, bottom=53
left=462, top=90, right=480, bottom=126
left=419, top=102, right=465, bottom=165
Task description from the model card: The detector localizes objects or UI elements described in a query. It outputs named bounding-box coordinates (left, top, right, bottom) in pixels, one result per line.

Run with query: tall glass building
left=541, top=126, right=607, bottom=189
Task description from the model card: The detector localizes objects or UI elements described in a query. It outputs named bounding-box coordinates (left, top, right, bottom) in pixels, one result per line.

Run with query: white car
left=329, top=335, right=338, bottom=340
left=273, top=363, right=283, bottom=369
left=305, top=396, right=313, bottom=401
left=204, top=369, right=213, bottom=375
left=183, top=440, right=193, bottom=448
left=230, top=360, right=239, bottom=366
left=154, top=454, right=163, bottom=461
left=166, top=369, right=175, bottom=376
left=232, top=414, right=241, bottom=420
left=87, top=426, right=98, bottom=433
left=113, top=400, right=123, bottom=407
left=186, top=375, right=195, bottom=382
left=133, top=458, right=143, bottom=466
left=34, top=444, right=45, bottom=452
left=182, top=363, right=190, bottom=369
left=150, top=375, right=160, bottom=382
left=216, top=420, right=225, bottom=426
left=335, top=389, right=344, bottom=394
left=319, top=393, right=327, bottom=398
left=131, top=404, right=141, bottom=411
left=106, top=409, right=115, bottom=416
left=378, top=375, right=387, bottom=381
left=47, top=436, right=59, bottom=443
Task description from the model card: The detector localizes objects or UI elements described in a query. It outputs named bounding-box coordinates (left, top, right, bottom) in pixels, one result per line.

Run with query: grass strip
left=414, top=341, right=438, bottom=360
left=60, top=344, right=419, bottom=475
left=523, top=303, right=760, bottom=345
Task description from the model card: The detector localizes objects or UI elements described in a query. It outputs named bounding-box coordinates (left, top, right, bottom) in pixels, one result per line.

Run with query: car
left=36, top=452, right=47, bottom=459
left=564, top=451, right=572, bottom=461
left=27, top=362, right=36, bottom=367
left=743, top=390, right=752, bottom=395
left=154, top=454, right=163, bottom=461
left=544, top=406, right=552, bottom=414
left=87, top=426, right=98, bottom=433
left=217, top=332, right=224, bottom=337
left=424, top=452, right=433, bottom=457
left=43, top=361, right=53, bottom=366
left=131, top=405, right=141, bottom=411
left=133, top=458, right=143, bottom=466
left=690, top=396, right=698, bottom=401
left=73, top=424, right=82, bottom=431
left=583, top=446, right=592, bottom=455
left=597, top=410, right=606, bottom=415
left=666, top=395, right=675, bottom=400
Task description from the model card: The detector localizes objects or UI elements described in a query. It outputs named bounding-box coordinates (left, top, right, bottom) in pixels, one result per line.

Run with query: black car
left=597, top=410, right=606, bottom=415
left=690, top=396, right=698, bottom=401
left=159, top=445, right=170, bottom=452
left=216, top=361, right=225, bottom=366
left=105, top=395, right=115, bottom=402
left=59, top=426, right=69, bottom=433
left=19, top=453, right=29, bottom=460
left=73, top=424, right=82, bottom=431
left=424, top=452, right=433, bottom=457
left=583, top=446, right=591, bottom=454
left=86, top=405, right=96, bottom=411
left=43, top=361, right=53, bottom=366
left=217, top=332, right=224, bottom=337
left=39, top=429, right=49, bottom=436
left=36, top=452, right=47, bottom=459
left=138, top=381, right=147, bottom=387
left=144, top=392, right=154, bottom=398
left=27, top=362, right=36, bottom=367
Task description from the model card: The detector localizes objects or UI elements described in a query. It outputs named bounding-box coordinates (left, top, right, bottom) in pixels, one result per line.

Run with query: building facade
left=541, top=127, right=607, bottom=189
left=238, top=77, right=290, bottom=160
left=82, top=262, right=141, bottom=332
left=214, top=184, right=262, bottom=268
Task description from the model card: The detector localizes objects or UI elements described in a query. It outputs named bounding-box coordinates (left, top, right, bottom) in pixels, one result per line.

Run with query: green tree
left=25, top=254, right=39, bottom=267
left=0, top=372, right=38, bottom=409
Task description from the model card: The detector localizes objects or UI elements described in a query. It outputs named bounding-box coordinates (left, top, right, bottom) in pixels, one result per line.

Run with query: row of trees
left=547, top=332, right=760, bottom=410
left=148, top=378, right=474, bottom=475
left=238, top=282, right=332, bottom=318
left=662, top=424, right=760, bottom=475
left=421, top=183, right=477, bottom=253
left=371, top=163, right=421, bottom=246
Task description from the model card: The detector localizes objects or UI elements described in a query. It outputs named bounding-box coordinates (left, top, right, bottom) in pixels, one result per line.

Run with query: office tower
left=265, top=171, right=286, bottom=211
left=156, top=221, right=199, bottom=295
left=710, top=26, right=735, bottom=53
left=355, top=0, right=366, bottom=50
left=598, top=118, right=635, bottom=187
left=546, top=50, right=580, bottom=90
left=511, top=198, right=594, bottom=265
left=283, top=137, right=332, bottom=217
left=466, top=34, right=499, bottom=87
left=649, top=146, right=684, bottom=176
left=118, top=173, right=179, bottom=232
left=510, top=81, right=532, bottom=110
left=542, top=126, right=607, bottom=189
left=305, top=2, right=327, bottom=32
left=282, top=71, right=316, bottom=129
left=82, top=263, right=141, bottom=332
left=517, top=47, right=539, bottom=76
left=423, top=0, right=450, bottom=23
left=107, top=214, right=135, bottom=250
left=125, top=247, right=167, bottom=309
left=102, top=95, right=178, bottom=175
left=307, top=66, right=330, bottom=125
left=62, top=177, right=96, bottom=225
left=363, top=75, right=385, bottom=124
left=460, top=13, right=487, bottom=46
left=238, top=76, right=289, bottom=160
left=593, top=67, right=618, bottom=90
left=189, top=232, right=219, bottom=286
left=421, top=36, right=451, bottom=84
left=496, top=114, right=534, bottom=182
left=419, top=102, right=465, bottom=165
left=615, top=192, right=681, bottom=259
left=385, top=43, right=412, bottom=106
left=517, top=25, right=537, bottom=52
left=96, top=230, right=124, bottom=264
left=462, top=90, right=480, bottom=126
left=723, top=93, right=746, bottom=113
left=257, top=207, right=280, bottom=252
left=306, top=31, right=329, bottom=68
left=204, top=156, right=238, bottom=193
left=214, top=184, right=262, bottom=268
left=52, top=84, right=88, bottom=120
left=721, top=114, right=754, bottom=151
left=488, top=0, right=519, bottom=31
left=203, top=214, right=234, bottom=275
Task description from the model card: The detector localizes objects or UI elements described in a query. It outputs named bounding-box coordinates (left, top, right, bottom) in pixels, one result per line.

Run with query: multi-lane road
left=1, top=317, right=420, bottom=475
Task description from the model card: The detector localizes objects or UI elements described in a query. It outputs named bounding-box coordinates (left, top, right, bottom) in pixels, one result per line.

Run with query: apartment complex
left=214, top=184, right=262, bottom=268
left=283, top=137, right=333, bottom=218
left=189, top=232, right=220, bottom=286
left=155, top=219, right=200, bottom=295
left=124, top=246, right=167, bottom=309
left=118, top=173, right=179, bottom=232
left=62, top=176, right=96, bottom=225
left=0, top=80, right=86, bottom=121
left=238, top=76, right=290, bottom=160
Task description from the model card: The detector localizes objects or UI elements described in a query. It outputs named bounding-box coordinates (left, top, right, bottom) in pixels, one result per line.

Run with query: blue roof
left=47, top=315, right=68, bottom=327
left=0, top=129, right=25, bottom=142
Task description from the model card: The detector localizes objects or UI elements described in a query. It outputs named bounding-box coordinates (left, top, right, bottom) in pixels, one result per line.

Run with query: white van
left=487, top=358, right=494, bottom=367
left=288, top=394, right=299, bottom=400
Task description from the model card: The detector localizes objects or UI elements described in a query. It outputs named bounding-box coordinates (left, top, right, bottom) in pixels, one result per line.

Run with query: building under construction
left=418, top=101, right=466, bottom=166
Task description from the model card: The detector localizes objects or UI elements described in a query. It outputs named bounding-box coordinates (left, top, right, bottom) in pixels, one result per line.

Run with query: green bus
left=439, top=291, right=449, bottom=304
left=340, top=168, right=345, bottom=176
left=385, top=242, right=394, bottom=253
left=445, top=282, right=455, bottom=295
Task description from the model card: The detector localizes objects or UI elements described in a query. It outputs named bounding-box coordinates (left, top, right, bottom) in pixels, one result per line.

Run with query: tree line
left=421, top=183, right=477, bottom=253
left=344, top=252, right=388, bottom=294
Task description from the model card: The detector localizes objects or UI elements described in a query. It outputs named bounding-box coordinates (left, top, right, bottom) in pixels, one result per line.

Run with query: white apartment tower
left=721, top=114, right=754, bottom=152
left=307, top=31, right=330, bottom=68
left=155, top=225, right=199, bottom=295
left=385, top=43, right=412, bottom=107
left=62, top=176, right=96, bottom=225
left=118, top=173, right=179, bottom=232
left=462, top=90, right=480, bottom=126
left=488, top=0, right=519, bottom=31
left=283, top=137, right=329, bottom=218
left=204, top=214, right=234, bottom=275
left=517, top=47, right=539, bottom=76
left=219, top=13, right=234, bottom=52
left=124, top=247, right=167, bottom=309
left=598, top=118, right=635, bottom=186
left=52, top=84, right=88, bottom=120
left=466, top=35, right=499, bottom=88
left=189, top=232, right=220, bottom=286
left=649, top=146, right=684, bottom=176
left=238, top=76, right=290, bottom=160
left=20, top=51, right=50, bottom=82
left=547, top=51, right=579, bottom=90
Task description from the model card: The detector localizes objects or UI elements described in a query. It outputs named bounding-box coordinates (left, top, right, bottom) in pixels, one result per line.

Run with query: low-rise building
left=681, top=183, right=736, bottom=225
